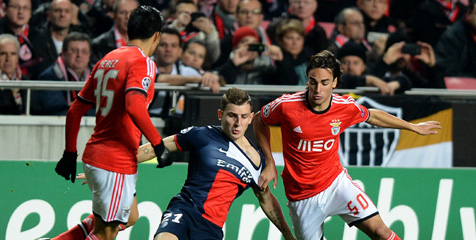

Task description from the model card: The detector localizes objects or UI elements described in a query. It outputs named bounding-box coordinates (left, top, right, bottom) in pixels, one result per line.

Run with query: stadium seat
left=318, top=22, right=335, bottom=39
left=444, top=77, right=476, bottom=90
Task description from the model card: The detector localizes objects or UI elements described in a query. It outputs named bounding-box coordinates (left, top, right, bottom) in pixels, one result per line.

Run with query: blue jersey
left=174, top=125, right=265, bottom=227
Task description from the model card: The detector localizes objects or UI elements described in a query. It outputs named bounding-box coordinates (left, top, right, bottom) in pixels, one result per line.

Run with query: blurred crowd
left=0, top=0, right=475, bottom=115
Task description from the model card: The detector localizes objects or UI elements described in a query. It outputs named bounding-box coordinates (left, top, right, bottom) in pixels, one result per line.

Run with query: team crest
left=339, top=97, right=401, bottom=167
left=330, top=119, right=341, bottom=135
left=142, top=77, right=151, bottom=91
left=263, top=104, right=271, bottom=117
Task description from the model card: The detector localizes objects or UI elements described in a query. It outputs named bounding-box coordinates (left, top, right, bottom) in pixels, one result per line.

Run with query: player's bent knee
left=155, top=232, right=179, bottom=240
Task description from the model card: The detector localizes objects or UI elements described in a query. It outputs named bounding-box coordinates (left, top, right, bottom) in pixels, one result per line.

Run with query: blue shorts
left=154, top=196, right=223, bottom=240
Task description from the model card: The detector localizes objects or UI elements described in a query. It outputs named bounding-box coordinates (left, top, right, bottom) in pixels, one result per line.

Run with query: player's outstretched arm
left=253, top=112, right=278, bottom=190
left=252, top=186, right=296, bottom=240
left=367, top=109, right=441, bottom=135
left=137, top=135, right=178, bottom=163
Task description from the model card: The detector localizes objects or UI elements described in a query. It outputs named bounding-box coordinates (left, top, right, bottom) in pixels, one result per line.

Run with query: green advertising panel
left=1, top=161, right=476, bottom=239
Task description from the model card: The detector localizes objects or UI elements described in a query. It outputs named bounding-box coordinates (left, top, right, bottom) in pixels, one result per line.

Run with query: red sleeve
left=65, top=99, right=93, bottom=152
left=126, top=90, right=162, bottom=146
left=260, top=97, right=283, bottom=126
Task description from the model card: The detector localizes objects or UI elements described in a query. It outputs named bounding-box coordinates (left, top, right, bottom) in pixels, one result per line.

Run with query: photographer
left=215, top=26, right=282, bottom=85
left=166, top=0, right=220, bottom=69
left=370, top=31, right=436, bottom=89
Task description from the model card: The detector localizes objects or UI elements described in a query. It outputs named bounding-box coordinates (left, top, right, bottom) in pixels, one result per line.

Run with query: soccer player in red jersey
left=253, top=50, right=442, bottom=240
left=54, top=6, right=167, bottom=240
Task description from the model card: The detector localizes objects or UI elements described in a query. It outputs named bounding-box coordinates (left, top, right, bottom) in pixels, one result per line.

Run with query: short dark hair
left=174, top=0, right=196, bottom=13
left=221, top=87, right=252, bottom=111
left=161, top=27, right=183, bottom=48
left=183, top=39, right=206, bottom=53
left=306, top=50, right=343, bottom=88
left=127, top=6, right=164, bottom=40
left=62, top=32, right=91, bottom=53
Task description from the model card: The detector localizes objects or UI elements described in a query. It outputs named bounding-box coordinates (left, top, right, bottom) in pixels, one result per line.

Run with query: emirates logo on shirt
left=330, top=119, right=342, bottom=136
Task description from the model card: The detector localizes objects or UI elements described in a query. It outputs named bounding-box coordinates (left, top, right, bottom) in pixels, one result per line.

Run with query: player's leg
left=122, top=196, right=139, bottom=229
left=354, top=215, right=401, bottom=240
left=88, top=215, right=120, bottom=240
left=287, top=194, right=328, bottom=239
left=154, top=232, right=179, bottom=240
left=83, top=163, right=138, bottom=240
left=51, top=214, right=94, bottom=240
left=331, top=169, right=401, bottom=240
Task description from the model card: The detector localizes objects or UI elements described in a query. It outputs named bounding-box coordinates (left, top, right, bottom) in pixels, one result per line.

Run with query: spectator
left=150, top=28, right=222, bottom=117
left=0, top=0, right=40, bottom=79
left=214, top=0, right=272, bottom=69
left=329, top=7, right=388, bottom=69
left=29, top=0, right=75, bottom=79
left=30, top=0, right=92, bottom=37
left=32, top=32, right=93, bottom=115
left=328, top=8, right=371, bottom=55
left=210, top=0, right=239, bottom=40
left=267, top=0, right=328, bottom=54
left=84, top=0, right=115, bottom=37
left=337, top=41, right=406, bottom=94
left=91, top=0, right=139, bottom=64
left=0, top=34, right=26, bottom=114
left=411, top=0, right=467, bottom=47
left=273, top=19, right=312, bottom=85
left=435, top=0, right=476, bottom=85
left=370, top=31, right=437, bottom=89
left=215, top=26, right=282, bottom=85
left=357, top=0, right=396, bottom=37
left=389, top=0, right=423, bottom=32
left=166, top=0, right=220, bottom=68
left=236, top=0, right=269, bottom=46
left=209, top=0, right=239, bottom=68
left=180, top=39, right=207, bottom=70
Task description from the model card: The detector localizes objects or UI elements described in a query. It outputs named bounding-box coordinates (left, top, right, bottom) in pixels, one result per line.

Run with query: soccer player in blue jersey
left=137, top=87, right=295, bottom=240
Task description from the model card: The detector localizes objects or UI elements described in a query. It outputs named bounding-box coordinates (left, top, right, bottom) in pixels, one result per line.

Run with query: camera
left=185, top=12, right=206, bottom=32
left=248, top=43, right=265, bottom=53
left=190, top=12, right=206, bottom=22
left=401, top=44, right=421, bottom=55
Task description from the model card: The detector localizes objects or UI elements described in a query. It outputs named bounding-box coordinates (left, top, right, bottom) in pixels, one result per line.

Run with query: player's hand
left=415, top=41, right=436, bottom=67
left=192, top=16, right=213, bottom=34
left=383, top=41, right=405, bottom=65
left=258, top=159, right=278, bottom=190
left=55, top=151, right=78, bottom=183
left=412, top=121, right=441, bottom=135
left=262, top=44, right=283, bottom=61
left=76, top=173, right=88, bottom=185
left=232, top=45, right=257, bottom=66
left=154, top=141, right=173, bottom=168
left=201, top=72, right=221, bottom=93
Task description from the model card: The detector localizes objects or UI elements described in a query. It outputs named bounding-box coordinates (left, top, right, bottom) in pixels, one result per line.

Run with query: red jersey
left=77, top=46, right=158, bottom=174
left=260, top=91, right=370, bottom=201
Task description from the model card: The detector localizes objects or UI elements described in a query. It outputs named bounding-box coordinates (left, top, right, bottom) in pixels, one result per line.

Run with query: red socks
left=52, top=214, right=95, bottom=240
left=387, top=231, right=401, bottom=240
